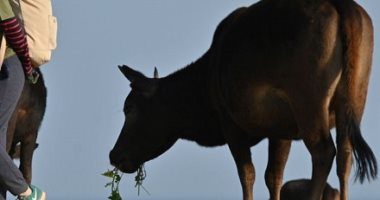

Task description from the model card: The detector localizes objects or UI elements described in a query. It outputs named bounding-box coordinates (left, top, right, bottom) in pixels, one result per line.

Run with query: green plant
left=134, top=165, right=150, bottom=196
left=103, top=165, right=149, bottom=200
left=103, top=168, right=123, bottom=200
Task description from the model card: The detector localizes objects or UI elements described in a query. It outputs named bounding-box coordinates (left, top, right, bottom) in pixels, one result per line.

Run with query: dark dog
left=6, top=68, right=47, bottom=184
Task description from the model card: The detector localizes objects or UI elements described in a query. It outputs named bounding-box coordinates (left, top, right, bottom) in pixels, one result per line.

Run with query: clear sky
left=12, top=0, right=379, bottom=199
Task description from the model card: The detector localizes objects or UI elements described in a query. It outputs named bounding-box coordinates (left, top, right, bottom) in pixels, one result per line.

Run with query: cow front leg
left=265, top=139, right=291, bottom=200
left=229, top=142, right=255, bottom=200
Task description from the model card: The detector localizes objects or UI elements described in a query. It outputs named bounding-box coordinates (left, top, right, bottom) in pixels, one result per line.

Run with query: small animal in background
left=281, top=179, right=340, bottom=200
left=6, top=68, right=47, bottom=184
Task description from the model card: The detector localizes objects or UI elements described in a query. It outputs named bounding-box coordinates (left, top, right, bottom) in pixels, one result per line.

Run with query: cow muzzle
left=109, top=149, right=140, bottom=173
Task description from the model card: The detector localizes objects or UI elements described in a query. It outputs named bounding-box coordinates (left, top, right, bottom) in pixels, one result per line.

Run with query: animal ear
left=153, top=67, right=159, bottom=79
left=118, top=65, right=147, bottom=83
left=119, top=65, right=158, bottom=96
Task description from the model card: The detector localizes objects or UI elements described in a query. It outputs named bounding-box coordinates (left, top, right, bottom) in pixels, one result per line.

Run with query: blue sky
left=12, top=0, right=379, bottom=199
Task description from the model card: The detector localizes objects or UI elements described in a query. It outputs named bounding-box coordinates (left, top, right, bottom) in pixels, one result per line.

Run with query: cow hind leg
left=335, top=101, right=354, bottom=200
left=335, top=126, right=351, bottom=200
left=290, top=96, right=336, bottom=200
left=304, top=132, right=336, bottom=200
left=265, top=139, right=291, bottom=200
left=335, top=105, right=377, bottom=200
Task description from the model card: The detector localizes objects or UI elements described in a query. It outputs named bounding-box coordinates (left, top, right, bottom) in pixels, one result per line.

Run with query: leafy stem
left=135, top=164, right=150, bottom=196
left=103, top=165, right=150, bottom=200
left=103, top=168, right=123, bottom=200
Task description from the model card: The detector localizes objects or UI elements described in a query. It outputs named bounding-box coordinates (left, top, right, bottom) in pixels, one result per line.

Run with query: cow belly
left=226, top=85, right=300, bottom=139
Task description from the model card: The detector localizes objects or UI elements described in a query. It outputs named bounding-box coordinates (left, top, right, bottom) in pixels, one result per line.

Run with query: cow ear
left=119, top=65, right=158, bottom=96
left=118, top=65, right=147, bottom=83
left=153, top=67, right=159, bottom=79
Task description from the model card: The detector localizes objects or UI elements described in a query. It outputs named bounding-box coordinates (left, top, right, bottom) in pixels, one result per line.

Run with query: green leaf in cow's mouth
left=103, top=168, right=123, bottom=200
left=102, top=165, right=149, bottom=199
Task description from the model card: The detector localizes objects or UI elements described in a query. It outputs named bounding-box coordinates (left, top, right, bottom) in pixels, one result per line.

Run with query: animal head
left=110, top=65, right=178, bottom=173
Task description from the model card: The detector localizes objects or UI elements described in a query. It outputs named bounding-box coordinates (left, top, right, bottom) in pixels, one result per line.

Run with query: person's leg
left=0, top=55, right=28, bottom=199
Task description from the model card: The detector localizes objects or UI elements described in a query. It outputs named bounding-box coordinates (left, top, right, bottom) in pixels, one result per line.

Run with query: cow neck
left=158, top=51, right=224, bottom=146
left=160, top=51, right=209, bottom=120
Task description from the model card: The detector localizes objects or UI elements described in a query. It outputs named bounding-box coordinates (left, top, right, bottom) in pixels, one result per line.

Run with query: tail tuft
left=347, top=115, right=378, bottom=183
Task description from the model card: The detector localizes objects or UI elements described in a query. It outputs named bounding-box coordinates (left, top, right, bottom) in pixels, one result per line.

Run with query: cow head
left=110, top=65, right=178, bottom=173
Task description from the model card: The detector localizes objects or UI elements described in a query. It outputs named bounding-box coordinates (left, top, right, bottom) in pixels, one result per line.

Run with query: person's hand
left=27, top=69, right=40, bottom=84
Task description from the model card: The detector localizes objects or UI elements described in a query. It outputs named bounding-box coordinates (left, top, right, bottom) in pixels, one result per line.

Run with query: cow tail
left=332, top=0, right=377, bottom=183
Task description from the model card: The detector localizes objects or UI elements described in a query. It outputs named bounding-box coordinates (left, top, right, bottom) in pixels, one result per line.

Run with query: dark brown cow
left=6, top=68, right=47, bottom=184
left=110, top=0, right=377, bottom=200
